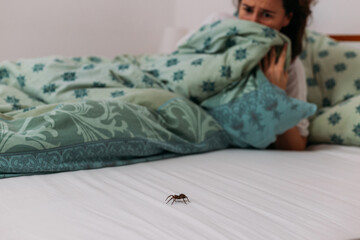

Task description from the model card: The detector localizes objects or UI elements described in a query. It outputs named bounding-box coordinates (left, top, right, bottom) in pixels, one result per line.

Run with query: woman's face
left=238, top=0, right=292, bottom=31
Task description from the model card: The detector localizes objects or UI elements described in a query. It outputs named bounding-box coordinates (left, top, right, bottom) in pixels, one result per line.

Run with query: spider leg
left=182, top=198, right=187, bottom=204
left=166, top=197, right=174, bottom=204
left=165, top=195, right=173, bottom=201
left=171, top=198, right=176, bottom=205
left=185, top=197, right=190, bottom=203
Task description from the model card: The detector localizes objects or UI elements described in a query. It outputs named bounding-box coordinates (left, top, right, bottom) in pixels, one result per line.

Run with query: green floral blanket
left=0, top=19, right=316, bottom=178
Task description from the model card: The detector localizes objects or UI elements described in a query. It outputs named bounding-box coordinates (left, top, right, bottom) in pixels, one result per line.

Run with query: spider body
left=165, top=194, right=190, bottom=205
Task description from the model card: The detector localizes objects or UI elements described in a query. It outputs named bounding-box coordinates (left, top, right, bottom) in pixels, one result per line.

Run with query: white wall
left=0, top=0, right=176, bottom=61
left=174, top=0, right=235, bottom=31
left=1, top=0, right=359, bottom=61
left=308, top=0, right=360, bottom=34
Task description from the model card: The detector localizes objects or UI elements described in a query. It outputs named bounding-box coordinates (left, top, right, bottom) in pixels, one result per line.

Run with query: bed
left=1, top=18, right=360, bottom=240
left=1, top=145, right=360, bottom=240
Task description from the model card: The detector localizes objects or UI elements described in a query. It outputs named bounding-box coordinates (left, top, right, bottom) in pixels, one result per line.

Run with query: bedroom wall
left=1, top=0, right=359, bottom=61
left=309, top=0, right=360, bottom=48
left=0, top=0, right=176, bottom=61
left=173, top=0, right=234, bottom=31
left=309, top=0, right=360, bottom=34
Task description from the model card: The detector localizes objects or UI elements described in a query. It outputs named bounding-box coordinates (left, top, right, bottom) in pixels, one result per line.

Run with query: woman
left=179, top=0, right=313, bottom=150
left=237, top=0, right=313, bottom=150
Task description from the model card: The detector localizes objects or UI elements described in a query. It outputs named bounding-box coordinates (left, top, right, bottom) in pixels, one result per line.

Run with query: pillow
left=301, top=31, right=360, bottom=109
left=0, top=94, right=229, bottom=178
left=309, top=95, right=360, bottom=145
left=205, top=69, right=317, bottom=149
left=301, top=31, right=360, bottom=146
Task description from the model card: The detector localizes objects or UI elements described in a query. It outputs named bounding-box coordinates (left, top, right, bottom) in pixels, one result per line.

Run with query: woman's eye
left=243, top=6, right=253, bottom=13
left=262, top=12, right=273, bottom=18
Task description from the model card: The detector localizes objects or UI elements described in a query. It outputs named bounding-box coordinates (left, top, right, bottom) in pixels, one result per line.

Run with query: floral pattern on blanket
left=0, top=98, right=228, bottom=178
left=0, top=19, right=317, bottom=178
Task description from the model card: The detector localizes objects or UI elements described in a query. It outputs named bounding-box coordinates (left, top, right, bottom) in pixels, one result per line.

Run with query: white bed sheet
left=1, top=145, right=360, bottom=240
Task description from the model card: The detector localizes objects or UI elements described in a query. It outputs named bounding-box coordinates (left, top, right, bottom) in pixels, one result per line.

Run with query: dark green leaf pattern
left=74, top=89, right=88, bottom=98
left=325, top=78, right=336, bottom=90
left=17, top=75, right=26, bottom=87
left=63, top=72, right=77, bottom=82
left=353, top=124, right=360, bottom=138
left=328, top=113, right=341, bottom=126
left=202, top=80, right=215, bottom=92
left=42, top=84, right=57, bottom=94
left=173, top=70, right=185, bottom=81
left=331, top=134, right=344, bottom=144
left=33, top=64, right=45, bottom=72
left=220, top=66, right=232, bottom=78
left=263, top=27, right=276, bottom=38
left=235, top=48, right=247, bottom=61
left=0, top=68, right=9, bottom=81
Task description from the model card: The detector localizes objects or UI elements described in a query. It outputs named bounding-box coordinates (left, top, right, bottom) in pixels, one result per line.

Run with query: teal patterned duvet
left=0, top=19, right=317, bottom=178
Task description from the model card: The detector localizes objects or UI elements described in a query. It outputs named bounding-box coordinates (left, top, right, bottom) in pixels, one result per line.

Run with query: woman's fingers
left=277, top=43, right=288, bottom=69
left=261, top=47, right=274, bottom=70
left=261, top=43, right=287, bottom=72
left=259, top=44, right=289, bottom=91
left=261, top=53, right=268, bottom=71
left=270, top=47, right=277, bottom=66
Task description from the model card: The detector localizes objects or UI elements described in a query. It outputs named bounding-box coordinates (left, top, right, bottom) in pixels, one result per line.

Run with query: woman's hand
left=260, top=43, right=288, bottom=91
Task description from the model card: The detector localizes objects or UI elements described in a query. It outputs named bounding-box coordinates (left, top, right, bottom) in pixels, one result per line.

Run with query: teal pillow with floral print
left=206, top=69, right=317, bottom=149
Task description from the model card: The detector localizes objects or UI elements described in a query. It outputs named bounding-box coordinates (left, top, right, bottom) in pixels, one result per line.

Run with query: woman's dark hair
left=234, top=0, right=313, bottom=61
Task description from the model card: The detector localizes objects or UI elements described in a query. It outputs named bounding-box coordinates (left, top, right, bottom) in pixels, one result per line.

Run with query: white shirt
left=177, top=12, right=310, bottom=137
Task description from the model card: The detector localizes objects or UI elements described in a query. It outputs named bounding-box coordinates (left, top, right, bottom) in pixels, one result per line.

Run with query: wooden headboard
left=329, top=35, right=360, bottom=42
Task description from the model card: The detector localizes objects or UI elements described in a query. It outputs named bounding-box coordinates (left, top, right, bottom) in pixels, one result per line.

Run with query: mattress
left=1, top=144, right=359, bottom=240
